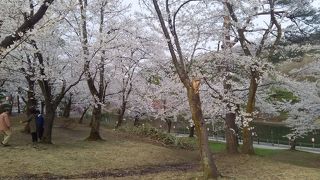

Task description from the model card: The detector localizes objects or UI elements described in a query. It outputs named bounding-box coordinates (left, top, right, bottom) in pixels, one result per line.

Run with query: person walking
left=35, top=110, right=44, bottom=140
left=0, top=107, right=12, bottom=146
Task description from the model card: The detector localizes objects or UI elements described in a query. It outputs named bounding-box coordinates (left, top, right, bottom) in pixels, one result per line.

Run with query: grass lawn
left=209, top=141, right=282, bottom=156
left=209, top=141, right=320, bottom=168
left=0, top=115, right=319, bottom=179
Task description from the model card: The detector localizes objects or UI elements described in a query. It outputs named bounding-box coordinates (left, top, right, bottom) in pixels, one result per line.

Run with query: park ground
left=0, top=115, right=320, bottom=179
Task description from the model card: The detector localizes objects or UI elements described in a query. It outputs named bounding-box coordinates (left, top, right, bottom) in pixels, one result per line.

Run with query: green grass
left=208, top=141, right=320, bottom=168
left=208, top=141, right=282, bottom=156
left=254, top=148, right=283, bottom=157
left=209, top=141, right=226, bottom=153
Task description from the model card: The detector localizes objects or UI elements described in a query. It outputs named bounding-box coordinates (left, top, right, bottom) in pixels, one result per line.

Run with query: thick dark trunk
left=189, top=125, right=195, bottom=137
left=134, top=115, right=140, bottom=127
left=41, top=101, right=45, bottom=114
left=187, top=81, right=219, bottom=179
left=42, top=105, right=55, bottom=144
left=63, top=95, right=72, bottom=118
left=26, top=79, right=37, bottom=116
left=225, top=113, right=238, bottom=154
left=166, top=119, right=172, bottom=133
left=79, top=106, right=89, bottom=124
left=87, top=105, right=103, bottom=141
left=17, top=95, right=20, bottom=113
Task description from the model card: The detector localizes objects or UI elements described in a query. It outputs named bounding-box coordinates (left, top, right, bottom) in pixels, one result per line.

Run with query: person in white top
left=0, top=107, right=12, bottom=146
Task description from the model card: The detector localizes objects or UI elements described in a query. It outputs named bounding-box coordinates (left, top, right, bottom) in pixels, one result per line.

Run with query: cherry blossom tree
left=150, top=0, right=220, bottom=178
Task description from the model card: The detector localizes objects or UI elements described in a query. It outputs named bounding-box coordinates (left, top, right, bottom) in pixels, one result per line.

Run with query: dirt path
left=4, top=163, right=199, bottom=179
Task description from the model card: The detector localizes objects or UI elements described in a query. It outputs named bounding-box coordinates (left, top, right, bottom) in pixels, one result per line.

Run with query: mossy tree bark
left=187, top=80, right=220, bottom=179
left=152, top=1, right=220, bottom=178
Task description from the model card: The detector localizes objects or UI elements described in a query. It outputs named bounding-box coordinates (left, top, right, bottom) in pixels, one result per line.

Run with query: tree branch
left=0, top=0, right=55, bottom=58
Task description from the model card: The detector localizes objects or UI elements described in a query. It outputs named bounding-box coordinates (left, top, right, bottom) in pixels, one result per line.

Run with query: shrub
left=118, top=124, right=197, bottom=150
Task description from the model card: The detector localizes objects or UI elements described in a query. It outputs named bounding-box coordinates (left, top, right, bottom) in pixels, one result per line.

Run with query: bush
left=118, top=124, right=197, bottom=150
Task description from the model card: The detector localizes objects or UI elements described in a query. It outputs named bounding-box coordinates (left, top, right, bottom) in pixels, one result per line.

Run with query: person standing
left=35, top=110, right=44, bottom=140
left=0, top=107, right=12, bottom=146
left=20, top=109, right=37, bottom=144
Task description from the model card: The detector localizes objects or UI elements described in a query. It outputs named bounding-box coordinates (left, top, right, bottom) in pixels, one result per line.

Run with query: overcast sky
left=125, top=0, right=320, bottom=11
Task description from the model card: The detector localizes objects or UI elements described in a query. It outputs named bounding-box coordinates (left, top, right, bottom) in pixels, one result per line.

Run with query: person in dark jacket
left=35, top=110, right=44, bottom=140
left=20, top=108, right=37, bottom=144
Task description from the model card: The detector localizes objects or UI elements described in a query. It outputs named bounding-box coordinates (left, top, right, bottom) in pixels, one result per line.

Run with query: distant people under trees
left=36, top=110, right=44, bottom=140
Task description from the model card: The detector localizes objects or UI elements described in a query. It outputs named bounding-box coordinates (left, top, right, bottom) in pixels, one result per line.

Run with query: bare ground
left=1, top=115, right=319, bottom=179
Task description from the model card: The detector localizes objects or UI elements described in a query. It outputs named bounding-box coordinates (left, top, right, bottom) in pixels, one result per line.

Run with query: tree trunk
left=151, top=0, right=219, bottom=177
left=225, top=113, right=238, bottom=154
left=116, top=108, right=125, bottom=129
left=189, top=125, right=195, bottom=137
left=187, top=80, right=219, bottom=179
left=26, top=86, right=37, bottom=114
left=42, top=105, right=55, bottom=144
left=116, top=110, right=123, bottom=128
left=133, top=115, right=140, bottom=127
left=8, top=95, right=13, bottom=115
left=289, top=138, right=296, bottom=150
left=79, top=106, right=89, bottom=124
left=63, top=94, right=72, bottom=118
left=41, top=101, right=45, bottom=114
left=242, top=74, right=257, bottom=154
left=22, top=81, right=37, bottom=134
left=166, top=119, right=172, bottom=133
left=17, top=95, right=20, bottom=113
left=87, top=105, right=103, bottom=141
left=223, top=73, right=239, bottom=154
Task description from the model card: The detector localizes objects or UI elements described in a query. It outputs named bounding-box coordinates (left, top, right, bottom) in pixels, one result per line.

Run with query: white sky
left=125, top=0, right=320, bottom=12
left=122, top=0, right=320, bottom=54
